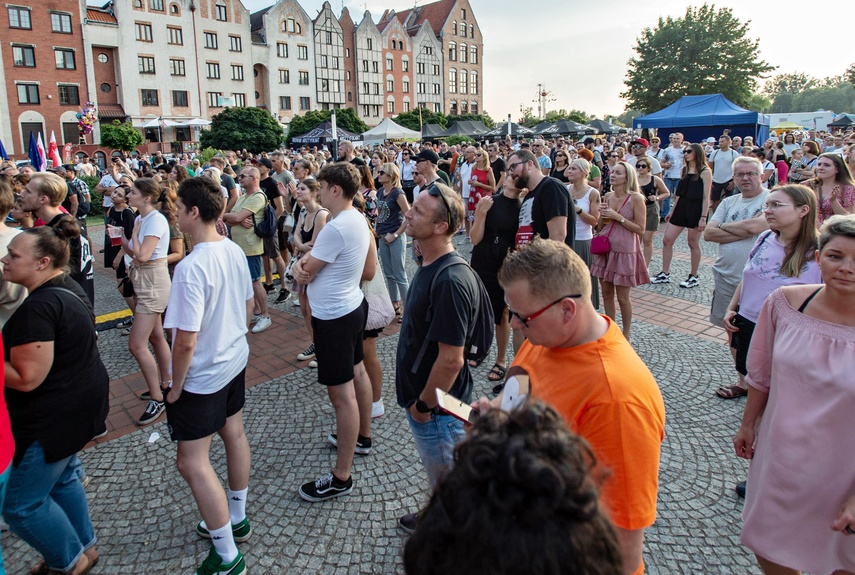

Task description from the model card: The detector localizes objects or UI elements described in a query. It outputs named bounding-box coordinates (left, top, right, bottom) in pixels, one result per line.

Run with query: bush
left=198, top=147, right=225, bottom=165
left=80, top=175, right=103, bottom=217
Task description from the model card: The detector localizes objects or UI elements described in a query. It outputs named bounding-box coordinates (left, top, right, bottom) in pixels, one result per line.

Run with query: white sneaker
left=308, top=359, right=318, bottom=368
left=250, top=313, right=262, bottom=325
left=371, top=400, right=385, bottom=418
left=679, top=274, right=700, bottom=289
left=252, top=316, right=272, bottom=333
left=292, top=297, right=300, bottom=307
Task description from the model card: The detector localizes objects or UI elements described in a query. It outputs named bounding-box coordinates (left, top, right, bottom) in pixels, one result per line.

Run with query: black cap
left=414, top=149, right=439, bottom=164
left=253, top=158, right=273, bottom=169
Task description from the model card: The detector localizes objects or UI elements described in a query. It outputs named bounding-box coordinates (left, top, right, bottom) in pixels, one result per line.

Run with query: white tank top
left=573, top=187, right=596, bottom=241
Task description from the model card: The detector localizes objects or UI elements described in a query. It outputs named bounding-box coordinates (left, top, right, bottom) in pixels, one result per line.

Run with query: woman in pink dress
left=591, top=161, right=649, bottom=340
left=734, top=214, right=855, bottom=575
left=807, top=153, right=855, bottom=227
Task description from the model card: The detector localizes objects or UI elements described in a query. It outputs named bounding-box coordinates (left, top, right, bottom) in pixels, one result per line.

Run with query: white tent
left=361, top=118, right=421, bottom=146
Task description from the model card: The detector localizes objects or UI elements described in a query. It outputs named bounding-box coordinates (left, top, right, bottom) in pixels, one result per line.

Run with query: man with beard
left=510, top=150, right=574, bottom=249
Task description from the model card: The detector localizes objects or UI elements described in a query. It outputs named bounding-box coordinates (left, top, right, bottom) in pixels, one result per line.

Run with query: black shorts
left=729, top=314, right=757, bottom=376
left=263, top=235, right=280, bottom=259
left=165, top=367, right=246, bottom=441
left=312, top=298, right=368, bottom=386
left=277, top=214, right=292, bottom=253
left=711, top=180, right=733, bottom=202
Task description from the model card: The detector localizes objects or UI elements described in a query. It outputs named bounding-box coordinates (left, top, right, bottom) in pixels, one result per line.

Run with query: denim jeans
left=379, top=234, right=408, bottom=303
left=3, top=443, right=95, bottom=572
left=406, top=411, right=466, bottom=489
left=0, top=462, right=10, bottom=574
left=662, top=177, right=680, bottom=218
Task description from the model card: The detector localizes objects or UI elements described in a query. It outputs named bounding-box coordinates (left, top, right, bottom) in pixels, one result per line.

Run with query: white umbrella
left=134, top=118, right=162, bottom=128
left=183, top=118, right=211, bottom=127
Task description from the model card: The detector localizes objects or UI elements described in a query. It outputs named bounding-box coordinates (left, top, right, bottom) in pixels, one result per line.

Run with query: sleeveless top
left=572, top=187, right=597, bottom=241
left=640, top=178, right=657, bottom=205
left=300, top=208, right=328, bottom=245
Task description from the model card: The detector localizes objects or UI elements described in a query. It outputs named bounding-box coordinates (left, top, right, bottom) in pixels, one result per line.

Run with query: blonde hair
left=499, top=238, right=591, bottom=303
left=818, top=214, right=855, bottom=252
left=614, top=161, right=641, bottom=194
left=380, top=162, right=402, bottom=189
left=772, top=184, right=818, bottom=278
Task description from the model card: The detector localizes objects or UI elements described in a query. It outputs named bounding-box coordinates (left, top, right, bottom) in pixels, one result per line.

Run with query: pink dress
left=591, top=196, right=650, bottom=287
left=742, top=288, right=855, bottom=574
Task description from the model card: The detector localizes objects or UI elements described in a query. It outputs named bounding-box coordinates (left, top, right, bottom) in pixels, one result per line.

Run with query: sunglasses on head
left=428, top=185, right=453, bottom=226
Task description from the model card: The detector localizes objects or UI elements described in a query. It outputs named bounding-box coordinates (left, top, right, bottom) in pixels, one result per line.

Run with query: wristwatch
left=619, top=217, right=626, bottom=224
left=393, top=232, right=399, bottom=238
left=576, top=207, right=583, bottom=215
left=414, top=399, right=436, bottom=414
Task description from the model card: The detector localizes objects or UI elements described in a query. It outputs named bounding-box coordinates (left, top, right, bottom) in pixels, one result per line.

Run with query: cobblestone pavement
left=2, top=227, right=762, bottom=574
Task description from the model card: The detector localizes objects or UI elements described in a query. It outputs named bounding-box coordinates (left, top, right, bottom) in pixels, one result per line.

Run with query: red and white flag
left=48, top=131, right=63, bottom=168
left=35, top=132, right=47, bottom=171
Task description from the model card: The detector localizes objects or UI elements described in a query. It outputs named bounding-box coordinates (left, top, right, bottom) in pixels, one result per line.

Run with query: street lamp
left=331, top=107, right=338, bottom=161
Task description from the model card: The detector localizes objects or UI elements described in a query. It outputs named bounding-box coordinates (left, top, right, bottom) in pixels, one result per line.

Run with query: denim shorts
left=246, top=255, right=262, bottom=282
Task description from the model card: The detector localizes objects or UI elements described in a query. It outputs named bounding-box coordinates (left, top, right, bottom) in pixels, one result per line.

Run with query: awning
left=98, top=104, right=127, bottom=120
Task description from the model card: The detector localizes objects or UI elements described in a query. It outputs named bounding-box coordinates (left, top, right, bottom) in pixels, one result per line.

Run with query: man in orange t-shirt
left=476, top=239, right=665, bottom=575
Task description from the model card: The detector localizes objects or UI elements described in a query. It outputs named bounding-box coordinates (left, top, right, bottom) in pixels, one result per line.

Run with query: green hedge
left=80, top=175, right=103, bottom=217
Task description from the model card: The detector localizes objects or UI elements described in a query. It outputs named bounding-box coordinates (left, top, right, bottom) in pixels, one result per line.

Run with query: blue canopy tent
left=633, top=94, right=770, bottom=145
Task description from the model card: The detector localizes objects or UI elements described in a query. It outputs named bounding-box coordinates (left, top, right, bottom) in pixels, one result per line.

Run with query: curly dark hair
left=404, top=401, right=623, bottom=575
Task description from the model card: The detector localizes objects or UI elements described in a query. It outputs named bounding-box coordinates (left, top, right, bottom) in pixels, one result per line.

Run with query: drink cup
left=108, top=226, right=123, bottom=247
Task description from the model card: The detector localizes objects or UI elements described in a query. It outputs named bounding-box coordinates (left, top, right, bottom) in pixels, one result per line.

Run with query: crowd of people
left=0, top=123, right=851, bottom=574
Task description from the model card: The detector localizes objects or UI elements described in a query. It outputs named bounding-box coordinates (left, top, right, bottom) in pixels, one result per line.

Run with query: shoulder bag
left=591, top=195, right=631, bottom=254
left=362, top=260, right=395, bottom=330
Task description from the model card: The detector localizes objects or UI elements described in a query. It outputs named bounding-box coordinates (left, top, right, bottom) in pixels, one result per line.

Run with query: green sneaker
left=196, top=517, right=252, bottom=543
left=195, top=547, right=246, bottom=575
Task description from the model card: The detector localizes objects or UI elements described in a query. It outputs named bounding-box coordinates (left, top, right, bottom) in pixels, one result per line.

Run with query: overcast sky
left=100, top=0, right=853, bottom=120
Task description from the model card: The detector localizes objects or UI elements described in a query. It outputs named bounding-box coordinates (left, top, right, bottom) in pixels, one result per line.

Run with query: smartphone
left=435, top=389, right=478, bottom=424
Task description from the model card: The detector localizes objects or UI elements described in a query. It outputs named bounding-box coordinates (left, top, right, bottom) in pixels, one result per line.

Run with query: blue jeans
left=0, top=462, right=10, bottom=574
left=662, top=177, right=680, bottom=218
left=379, top=235, right=408, bottom=303
left=3, top=443, right=95, bottom=572
left=406, top=411, right=465, bottom=489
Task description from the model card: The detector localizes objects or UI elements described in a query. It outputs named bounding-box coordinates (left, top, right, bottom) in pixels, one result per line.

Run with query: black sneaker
left=679, top=274, right=700, bottom=289
left=735, top=480, right=747, bottom=498
left=116, top=316, right=134, bottom=328
left=398, top=512, right=419, bottom=534
left=275, top=288, right=290, bottom=303
left=137, top=400, right=164, bottom=426
left=297, top=343, right=316, bottom=361
left=327, top=433, right=372, bottom=455
left=299, top=472, right=353, bottom=502
left=263, top=283, right=274, bottom=293
left=651, top=271, right=670, bottom=284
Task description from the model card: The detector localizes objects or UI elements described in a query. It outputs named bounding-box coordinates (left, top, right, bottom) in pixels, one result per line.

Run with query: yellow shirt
left=230, top=191, right=266, bottom=256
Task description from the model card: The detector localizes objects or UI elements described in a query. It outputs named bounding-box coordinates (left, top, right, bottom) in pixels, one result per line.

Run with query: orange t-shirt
left=512, top=317, right=665, bottom=532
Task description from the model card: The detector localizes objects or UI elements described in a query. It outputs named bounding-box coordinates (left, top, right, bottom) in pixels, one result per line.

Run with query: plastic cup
left=108, top=226, right=122, bottom=247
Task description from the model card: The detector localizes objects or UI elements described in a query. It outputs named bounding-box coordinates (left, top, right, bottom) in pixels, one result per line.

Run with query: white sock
left=209, top=523, right=238, bottom=564
left=228, top=488, right=248, bottom=524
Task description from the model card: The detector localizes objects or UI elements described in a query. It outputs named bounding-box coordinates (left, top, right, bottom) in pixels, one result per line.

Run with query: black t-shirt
left=47, top=213, right=95, bottom=304
left=2, top=276, right=109, bottom=464
left=104, top=206, right=136, bottom=268
left=515, top=176, right=575, bottom=248
left=490, top=157, right=506, bottom=185
left=470, top=192, right=521, bottom=275
left=350, top=157, right=366, bottom=167
left=259, top=176, right=280, bottom=206
left=396, top=252, right=480, bottom=407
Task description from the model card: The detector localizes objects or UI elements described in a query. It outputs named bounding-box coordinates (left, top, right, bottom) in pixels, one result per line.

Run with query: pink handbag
left=591, top=195, right=631, bottom=254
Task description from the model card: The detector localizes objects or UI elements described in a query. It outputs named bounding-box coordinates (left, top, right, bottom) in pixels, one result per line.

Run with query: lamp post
left=330, top=107, right=338, bottom=161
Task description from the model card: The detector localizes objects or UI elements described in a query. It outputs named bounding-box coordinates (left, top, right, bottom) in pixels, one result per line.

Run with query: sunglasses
left=609, top=155, right=618, bottom=158
left=637, top=164, right=649, bottom=169
left=378, top=171, right=385, bottom=175
left=428, top=185, right=453, bottom=226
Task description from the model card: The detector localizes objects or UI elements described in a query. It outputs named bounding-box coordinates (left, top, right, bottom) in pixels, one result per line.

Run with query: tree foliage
left=621, top=5, right=775, bottom=113
left=100, top=120, right=144, bottom=152
left=614, top=109, right=644, bottom=128
left=200, top=107, right=285, bottom=153
left=446, top=112, right=496, bottom=129
left=763, top=68, right=855, bottom=113
left=846, top=63, right=855, bottom=87
left=393, top=108, right=448, bottom=131
left=443, top=135, right=474, bottom=147
left=285, top=108, right=368, bottom=146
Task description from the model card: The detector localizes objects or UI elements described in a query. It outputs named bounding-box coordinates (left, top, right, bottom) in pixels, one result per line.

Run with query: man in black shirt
left=253, top=158, right=289, bottom=301
left=509, top=149, right=574, bottom=249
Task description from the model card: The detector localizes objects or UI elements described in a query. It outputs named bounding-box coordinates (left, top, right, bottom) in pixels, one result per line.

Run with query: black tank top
left=300, top=209, right=328, bottom=244
left=640, top=179, right=657, bottom=205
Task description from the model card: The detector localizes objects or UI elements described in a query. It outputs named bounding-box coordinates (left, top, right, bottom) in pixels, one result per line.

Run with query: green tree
left=286, top=108, right=368, bottom=146
left=99, top=120, right=144, bottom=152
left=393, top=108, right=448, bottom=131
left=614, top=109, right=644, bottom=127
left=445, top=112, right=495, bottom=129
left=621, top=4, right=775, bottom=113
left=443, top=135, right=474, bottom=147
left=846, top=63, right=855, bottom=86
left=792, top=84, right=855, bottom=114
left=541, top=109, right=591, bottom=124
left=744, top=93, right=772, bottom=114
left=519, top=107, right=537, bottom=127
left=200, top=107, right=285, bottom=153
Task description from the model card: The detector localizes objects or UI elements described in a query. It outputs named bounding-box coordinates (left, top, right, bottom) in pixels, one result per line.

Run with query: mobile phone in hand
left=435, top=389, right=478, bottom=424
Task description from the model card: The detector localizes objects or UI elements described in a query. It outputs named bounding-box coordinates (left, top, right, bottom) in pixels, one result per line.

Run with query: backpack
left=251, top=192, right=278, bottom=239
left=411, top=254, right=495, bottom=374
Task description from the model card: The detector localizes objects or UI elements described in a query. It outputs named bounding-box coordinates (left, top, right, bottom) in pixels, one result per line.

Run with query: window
left=297, top=45, right=308, bottom=60
left=58, top=85, right=79, bottom=105
left=459, top=24, right=465, bottom=38
left=324, top=31, right=332, bottom=44
left=403, top=101, right=410, bottom=112
left=470, top=46, right=478, bottom=64
left=347, top=91, right=352, bottom=102
left=226, top=35, right=242, bottom=52
left=204, top=32, right=218, bottom=49
left=433, top=83, right=440, bottom=94
left=387, top=100, right=394, bottom=114
left=332, top=57, right=339, bottom=68
left=150, top=0, right=164, bottom=10
left=233, top=93, right=245, bottom=107
left=8, top=7, right=31, bottom=29
left=12, top=45, right=35, bottom=67
left=208, top=92, right=222, bottom=107
left=362, top=105, right=370, bottom=116
left=141, top=89, right=158, bottom=106
left=417, top=82, right=426, bottom=94
left=277, top=42, right=288, bottom=58
left=470, top=25, right=474, bottom=38
left=345, top=48, right=350, bottom=57
left=471, top=101, right=478, bottom=114
left=206, top=62, right=220, bottom=79
left=172, top=90, right=188, bottom=106
left=319, top=79, right=329, bottom=92
left=402, top=59, right=409, bottom=72
left=373, top=105, right=380, bottom=117
left=424, top=46, right=433, bottom=55
left=452, top=21, right=457, bottom=35
left=361, top=60, right=368, bottom=72
left=298, top=71, right=309, bottom=85
left=168, top=26, right=183, bottom=45
left=449, top=69, right=457, bottom=93
left=138, top=55, right=156, bottom=74
left=460, top=44, right=467, bottom=63
left=280, top=96, right=291, bottom=110
left=372, top=61, right=379, bottom=73
left=231, top=65, right=244, bottom=81
left=134, top=0, right=142, bottom=7
left=320, top=55, right=328, bottom=68
left=373, top=83, right=380, bottom=95
left=460, top=70, right=467, bottom=94
left=278, top=69, right=290, bottom=84
left=449, top=42, right=457, bottom=61
left=136, top=22, right=153, bottom=41
left=461, top=9, right=467, bottom=19
left=403, top=80, right=410, bottom=93
left=169, top=58, right=185, bottom=76
left=417, top=62, right=425, bottom=74
left=299, top=96, right=310, bottom=110
left=386, top=56, right=393, bottom=71
left=386, top=79, right=394, bottom=92
left=100, top=83, right=111, bottom=93
left=215, top=4, right=227, bottom=21
left=362, top=82, right=369, bottom=94
left=434, top=102, right=441, bottom=113
left=432, top=64, right=440, bottom=75
left=50, top=12, right=72, bottom=33
left=470, top=71, right=478, bottom=95
left=62, top=122, right=80, bottom=144
left=461, top=101, right=468, bottom=114
left=366, top=38, right=373, bottom=50
left=170, top=3, right=179, bottom=14
left=283, top=17, right=301, bottom=34
left=55, top=49, right=76, bottom=69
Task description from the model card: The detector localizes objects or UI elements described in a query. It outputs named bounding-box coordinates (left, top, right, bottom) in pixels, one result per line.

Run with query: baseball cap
left=49, top=165, right=67, bottom=175
left=253, top=158, right=273, bottom=169
left=706, top=137, right=716, bottom=143
left=632, top=138, right=650, bottom=148
left=414, top=149, right=439, bottom=164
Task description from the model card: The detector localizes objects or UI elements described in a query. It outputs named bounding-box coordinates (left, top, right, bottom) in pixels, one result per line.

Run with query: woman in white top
left=109, top=178, right=172, bottom=426
left=566, top=158, right=601, bottom=309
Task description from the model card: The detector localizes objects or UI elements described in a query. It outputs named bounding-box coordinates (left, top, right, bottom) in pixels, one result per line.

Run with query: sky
left=96, top=0, right=853, bottom=121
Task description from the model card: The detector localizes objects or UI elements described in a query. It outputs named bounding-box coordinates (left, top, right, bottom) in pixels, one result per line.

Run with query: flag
left=47, top=131, right=62, bottom=168
left=0, top=139, right=7, bottom=161
left=36, top=132, right=46, bottom=171
left=28, top=132, right=41, bottom=169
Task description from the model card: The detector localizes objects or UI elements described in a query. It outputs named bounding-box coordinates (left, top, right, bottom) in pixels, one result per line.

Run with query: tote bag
left=363, top=261, right=395, bottom=330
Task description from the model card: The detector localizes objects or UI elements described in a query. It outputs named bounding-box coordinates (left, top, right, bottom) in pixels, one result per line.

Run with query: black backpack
left=411, top=254, right=495, bottom=374
left=251, top=192, right=278, bottom=239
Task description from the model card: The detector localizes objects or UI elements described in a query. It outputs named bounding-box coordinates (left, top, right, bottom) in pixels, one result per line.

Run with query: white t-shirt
left=308, top=208, right=370, bottom=320
left=661, top=146, right=684, bottom=179
left=164, top=239, right=253, bottom=394
left=99, top=174, right=118, bottom=207
left=708, top=148, right=740, bottom=183
left=709, top=191, right=769, bottom=284
left=459, top=161, right=474, bottom=199
left=761, top=160, right=776, bottom=189
left=130, top=210, right=170, bottom=261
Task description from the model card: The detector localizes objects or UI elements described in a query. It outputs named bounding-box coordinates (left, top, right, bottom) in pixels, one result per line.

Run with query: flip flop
left=716, top=385, right=748, bottom=399
left=487, top=363, right=507, bottom=382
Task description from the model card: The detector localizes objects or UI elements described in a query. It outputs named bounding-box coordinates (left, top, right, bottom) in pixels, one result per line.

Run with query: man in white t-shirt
left=659, top=133, right=684, bottom=220
left=164, top=176, right=255, bottom=575
left=627, top=138, right=662, bottom=176
left=292, top=162, right=372, bottom=503
left=708, top=135, right=741, bottom=214
left=457, top=147, right=476, bottom=235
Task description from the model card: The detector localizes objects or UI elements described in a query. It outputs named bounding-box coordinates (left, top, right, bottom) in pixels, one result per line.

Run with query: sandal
left=716, top=385, right=748, bottom=399
left=487, top=363, right=507, bottom=382
left=468, top=358, right=484, bottom=368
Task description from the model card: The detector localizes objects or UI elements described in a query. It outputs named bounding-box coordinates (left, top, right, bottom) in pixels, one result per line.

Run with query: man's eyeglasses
left=428, top=185, right=453, bottom=226
left=734, top=172, right=759, bottom=179
left=507, top=161, right=526, bottom=172
left=507, top=295, right=582, bottom=328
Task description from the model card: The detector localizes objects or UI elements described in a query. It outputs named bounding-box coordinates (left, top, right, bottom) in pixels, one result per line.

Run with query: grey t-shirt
left=270, top=169, right=295, bottom=186
left=710, top=191, right=769, bottom=284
